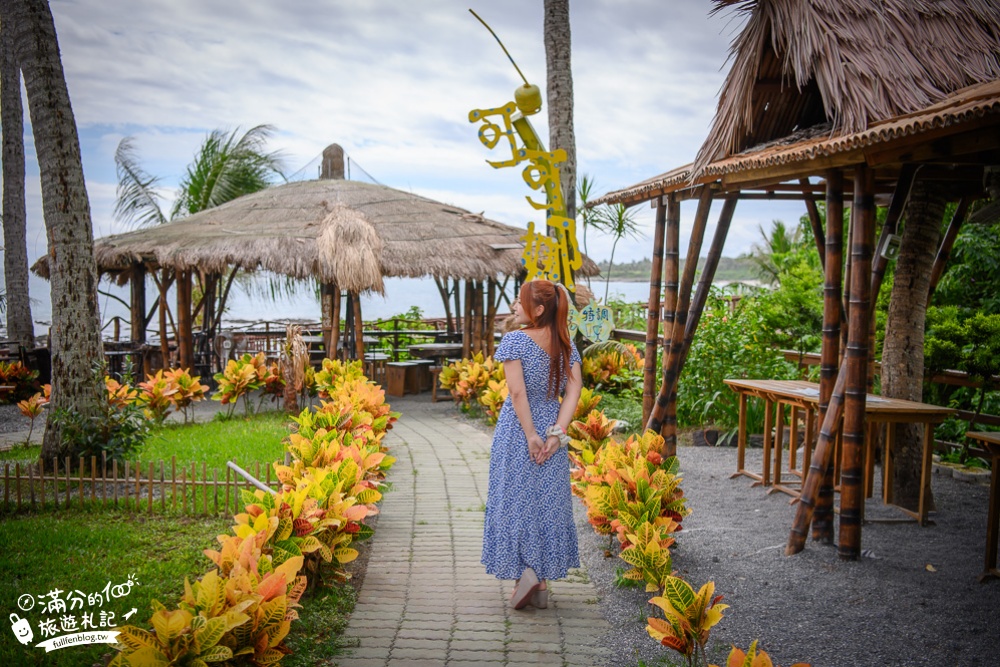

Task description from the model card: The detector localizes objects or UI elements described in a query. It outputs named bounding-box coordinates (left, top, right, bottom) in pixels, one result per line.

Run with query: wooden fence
left=1, top=453, right=280, bottom=516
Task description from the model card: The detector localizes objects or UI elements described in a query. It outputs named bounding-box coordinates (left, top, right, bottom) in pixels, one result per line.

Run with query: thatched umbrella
left=33, top=144, right=599, bottom=366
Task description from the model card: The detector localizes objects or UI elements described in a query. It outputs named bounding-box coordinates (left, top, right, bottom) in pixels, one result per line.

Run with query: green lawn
left=138, top=410, right=294, bottom=468
left=0, top=508, right=358, bottom=666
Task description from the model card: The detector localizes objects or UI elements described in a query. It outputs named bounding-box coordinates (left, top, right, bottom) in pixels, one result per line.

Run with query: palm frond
left=114, top=137, right=167, bottom=227
left=171, top=125, right=286, bottom=219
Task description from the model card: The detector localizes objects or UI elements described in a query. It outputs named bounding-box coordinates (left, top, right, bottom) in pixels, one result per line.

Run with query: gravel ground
left=577, top=445, right=1000, bottom=667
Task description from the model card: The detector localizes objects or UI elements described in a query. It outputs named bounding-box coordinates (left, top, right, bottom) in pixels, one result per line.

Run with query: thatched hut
left=592, top=0, right=1000, bottom=559
left=35, top=144, right=597, bottom=369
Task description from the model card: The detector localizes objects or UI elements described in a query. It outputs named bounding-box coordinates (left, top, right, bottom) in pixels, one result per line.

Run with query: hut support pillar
left=321, top=282, right=337, bottom=358
left=130, top=263, right=146, bottom=344
left=647, top=187, right=713, bottom=456
left=813, top=169, right=844, bottom=543
left=342, top=292, right=355, bottom=361
left=353, top=292, right=364, bottom=360
left=454, top=279, right=463, bottom=338
left=434, top=276, right=455, bottom=335
left=462, top=280, right=473, bottom=359
left=176, top=269, right=193, bottom=371
left=642, top=196, right=668, bottom=425
left=486, top=279, right=497, bottom=356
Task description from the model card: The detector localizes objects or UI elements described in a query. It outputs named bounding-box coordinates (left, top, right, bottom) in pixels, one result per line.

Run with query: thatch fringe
left=693, top=0, right=1000, bottom=175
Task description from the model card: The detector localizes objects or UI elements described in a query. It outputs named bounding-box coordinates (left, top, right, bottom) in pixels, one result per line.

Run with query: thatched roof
left=692, top=0, right=1000, bottom=175
left=595, top=79, right=1000, bottom=206
left=34, top=178, right=598, bottom=288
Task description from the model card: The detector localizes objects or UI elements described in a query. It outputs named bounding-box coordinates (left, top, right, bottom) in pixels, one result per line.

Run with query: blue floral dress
left=481, top=329, right=582, bottom=581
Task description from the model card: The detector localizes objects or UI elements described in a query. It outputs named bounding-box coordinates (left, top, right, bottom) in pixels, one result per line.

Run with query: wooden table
left=408, top=343, right=464, bottom=366
left=724, top=379, right=954, bottom=525
left=966, top=431, right=1000, bottom=581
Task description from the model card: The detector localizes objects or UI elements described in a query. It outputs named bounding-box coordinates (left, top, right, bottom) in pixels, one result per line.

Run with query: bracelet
left=544, top=424, right=571, bottom=447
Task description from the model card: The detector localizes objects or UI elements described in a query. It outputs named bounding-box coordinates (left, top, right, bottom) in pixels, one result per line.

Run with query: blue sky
left=6, top=0, right=807, bottom=324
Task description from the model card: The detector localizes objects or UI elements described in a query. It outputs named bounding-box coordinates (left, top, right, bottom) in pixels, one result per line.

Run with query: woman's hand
left=527, top=433, right=546, bottom=463
left=537, top=435, right=561, bottom=464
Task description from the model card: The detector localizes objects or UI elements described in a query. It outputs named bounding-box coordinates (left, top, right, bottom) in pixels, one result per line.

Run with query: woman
left=481, top=279, right=583, bottom=609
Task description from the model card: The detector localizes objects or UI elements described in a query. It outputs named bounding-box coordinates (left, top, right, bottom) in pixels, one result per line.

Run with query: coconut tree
left=114, top=126, right=285, bottom=343
left=1, top=13, right=34, bottom=352
left=544, top=0, right=576, bottom=224
left=594, top=202, right=642, bottom=302
left=0, top=0, right=105, bottom=459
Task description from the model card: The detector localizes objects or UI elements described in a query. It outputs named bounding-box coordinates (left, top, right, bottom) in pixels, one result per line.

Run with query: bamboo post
left=177, top=269, right=193, bottom=371
left=331, top=284, right=342, bottom=360
left=28, top=464, right=35, bottom=508
left=4, top=463, right=9, bottom=508
left=203, top=462, right=208, bottom=515
left=353, top=292, right=364, bottom=360
left=123, top=461, right=128, bottom=508
left=800, top=177, right=827, bottom=267
left=158, top=276, right=169, bottom=370
left=648, top=186, right=714, bottom=446
left=214, top=469, right=219, bottom=515
left=838, top=164, right=876, bottom=561
left=486, top=279, right=497, bottom=356
left=90, top=456, right=97, bottom=503
left=927, top=197, right=971, bottom=304
left=191, top=463, right=196, bottom=513
left=660, top=195, right=681, bottom=392
left=113, top=459, right=118, bottom=507
left=160, top=462, right=166, bottom=512
left=101, top=452, right=107, bottom=505
left=78, top=456, right=84, bottom=508
left=15, top=463, right=21, bottom=509
left=814, top=169, right=844, bottom=542
left=131, top=263, right=147, bottom=344
left=462, top=280, right=474, bottom=359
left=65, top=457, right=71, bottom=508
left=148, top=462, right=154, bottom=513
left=643, top=196, right=668, bottom=425
left=40, top=459, right=45, bottom=509
left=182, top=468, right=187, bottom=514
left=225, top=466, right=230, bottom=516
left=53, top=458, right=59, bottom=509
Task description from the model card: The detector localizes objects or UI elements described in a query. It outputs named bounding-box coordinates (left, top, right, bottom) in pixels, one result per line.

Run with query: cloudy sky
left=8, top=0, right=806, bottom=323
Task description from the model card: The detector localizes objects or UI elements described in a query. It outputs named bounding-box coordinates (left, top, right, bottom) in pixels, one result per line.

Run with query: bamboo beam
left=813, top=169, right=844, bottom=543
left=647, top=186, right=713, bottom=454
left=130, top=263, right=146, bottom=344
left=838, top=164, right=877, bottom=561
left=643, top=197, right=668, bottom=425
left=927, top=197, right=972, bottom=304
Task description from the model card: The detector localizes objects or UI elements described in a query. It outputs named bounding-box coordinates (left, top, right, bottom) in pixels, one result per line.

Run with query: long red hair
left=519, top=279, right=572, bottom=398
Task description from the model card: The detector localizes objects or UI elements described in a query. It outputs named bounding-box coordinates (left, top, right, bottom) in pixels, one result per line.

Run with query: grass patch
left=0, top=508, right=362, bottom=666
left=138, top=410, right=293, bottom=468
left=0, top=509, right=230, bottom=666
left=0, top=443, right=41, bottom=461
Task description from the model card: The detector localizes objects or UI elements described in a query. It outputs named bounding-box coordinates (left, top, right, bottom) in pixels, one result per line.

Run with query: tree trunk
left=544, top=0, right=575, bottom=224
left=3, top=0, right=104, bottom=459
left=1, top=13, right=34, bottom=351
left=882, top=180, right=946, bottom=511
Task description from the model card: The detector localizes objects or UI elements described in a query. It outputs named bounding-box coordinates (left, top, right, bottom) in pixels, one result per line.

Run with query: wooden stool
left=386, top=361, right=420, bottom=397
left=430, top=366, right=446, bottom=402
left=410, top=359, right=435, bottom=392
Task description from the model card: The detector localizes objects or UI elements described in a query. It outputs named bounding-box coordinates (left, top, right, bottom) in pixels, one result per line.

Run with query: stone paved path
left=337, top=394, right=612, bottom=667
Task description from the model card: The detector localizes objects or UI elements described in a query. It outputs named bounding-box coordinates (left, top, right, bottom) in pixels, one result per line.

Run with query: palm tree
left=1, top=14, right=34, bottom=352
left=1, top=0, right=105, bottom=459
left=746, top=219, right=803, bottom=284
left=593, top=203, right=642, bottom=302
left=114, top=126, right=285, bottom=340
left=577, top=174, right=599, bottom=283
left=544, top=0, right=576, bottom=223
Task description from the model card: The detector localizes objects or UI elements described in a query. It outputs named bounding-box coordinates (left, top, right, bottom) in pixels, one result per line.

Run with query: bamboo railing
left=1, top=454, right=277, bottom=516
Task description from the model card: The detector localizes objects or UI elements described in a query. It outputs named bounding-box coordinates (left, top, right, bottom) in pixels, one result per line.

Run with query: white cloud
left=8, top=0, right=815, bottom=322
